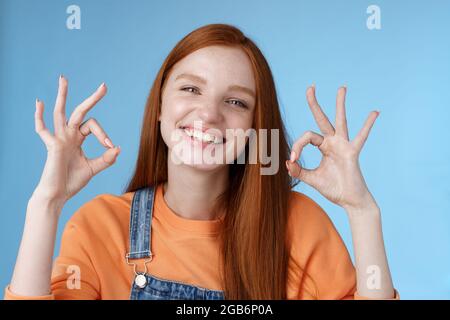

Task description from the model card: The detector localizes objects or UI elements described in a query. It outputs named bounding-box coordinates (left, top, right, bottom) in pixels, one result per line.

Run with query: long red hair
left=124, top=23, right=298, bottom=299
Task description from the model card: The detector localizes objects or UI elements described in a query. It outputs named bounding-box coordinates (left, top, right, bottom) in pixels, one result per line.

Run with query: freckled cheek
left=160, top=100, right=189, bottom=124
left=159, top=98, right=189, bottom=147
left=226, top=113, right=253, bottom=133
left=224, top=116, right=254, bottom=155
left=165, top=97, right=199, bottom=120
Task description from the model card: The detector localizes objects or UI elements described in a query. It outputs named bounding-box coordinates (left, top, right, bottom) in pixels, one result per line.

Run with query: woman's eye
left=181, top=86, right=200, bottom=94
left=180, top=87, right=247, bottom=109
left=228, top=99, right=247, bottom=109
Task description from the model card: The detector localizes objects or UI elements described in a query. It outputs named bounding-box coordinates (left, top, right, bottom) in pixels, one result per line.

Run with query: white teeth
left=182, top=127, right=222, bottom=144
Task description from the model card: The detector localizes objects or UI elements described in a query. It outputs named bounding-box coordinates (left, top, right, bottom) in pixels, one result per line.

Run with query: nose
left=197, top=102, right=224, bottom=124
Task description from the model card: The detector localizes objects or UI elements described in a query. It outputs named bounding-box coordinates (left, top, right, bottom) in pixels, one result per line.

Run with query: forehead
left=168, top=45, right=256, bottom=90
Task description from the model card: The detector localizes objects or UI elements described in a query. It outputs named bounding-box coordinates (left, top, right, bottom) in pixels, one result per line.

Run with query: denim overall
left=127, top=185, right=225, bottom=300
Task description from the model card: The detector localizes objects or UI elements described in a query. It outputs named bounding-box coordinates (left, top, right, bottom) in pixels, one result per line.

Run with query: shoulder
left=65, top=191, right=135, bottom=234
left=286, top=190, right=357, bottom=299
left=287, top=190, right=336, bottom=235
left=286, top=190, right=347, bottom=255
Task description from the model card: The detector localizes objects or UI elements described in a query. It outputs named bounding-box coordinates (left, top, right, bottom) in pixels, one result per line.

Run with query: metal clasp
left=125, top=252, right=153, bottom=289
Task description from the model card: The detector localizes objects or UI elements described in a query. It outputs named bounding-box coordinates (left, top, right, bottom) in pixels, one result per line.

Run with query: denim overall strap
left=127, top=186, right=155, bottom=260
left=128, top=184, right=226, bottom=300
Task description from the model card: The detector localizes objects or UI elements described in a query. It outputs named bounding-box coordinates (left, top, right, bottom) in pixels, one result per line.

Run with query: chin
left=186, top=162, right=228, bottom=172
left=169, top=149, right=230, bottom=171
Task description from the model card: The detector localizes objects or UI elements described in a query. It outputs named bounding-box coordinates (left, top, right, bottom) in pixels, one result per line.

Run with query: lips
left=178, top=125, right=226, bottom=144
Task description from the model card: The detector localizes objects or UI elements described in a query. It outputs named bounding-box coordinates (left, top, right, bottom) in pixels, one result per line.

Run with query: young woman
left=6, top=24, right=398, bottom=300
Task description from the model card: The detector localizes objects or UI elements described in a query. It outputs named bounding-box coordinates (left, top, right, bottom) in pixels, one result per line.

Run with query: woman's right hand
left=32, top=75, right=121, bottom=208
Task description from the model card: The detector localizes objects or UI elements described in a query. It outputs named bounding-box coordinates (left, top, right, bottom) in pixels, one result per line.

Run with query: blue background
left=1, top=0, right=449, bottom=299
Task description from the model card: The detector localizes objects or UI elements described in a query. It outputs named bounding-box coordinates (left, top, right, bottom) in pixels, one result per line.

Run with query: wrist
left=343, top=195, right=380, bottom=219
left=28, top=193, right=65, bottom=218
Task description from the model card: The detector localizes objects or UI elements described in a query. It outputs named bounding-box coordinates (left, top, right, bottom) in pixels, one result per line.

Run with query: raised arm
left=286, top=85, right=395, bottom=299
left=9, top=76, right=120, bottom=297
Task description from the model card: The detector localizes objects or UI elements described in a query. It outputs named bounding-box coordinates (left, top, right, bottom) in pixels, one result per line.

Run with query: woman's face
left=159, top=45, right=256, bottom=171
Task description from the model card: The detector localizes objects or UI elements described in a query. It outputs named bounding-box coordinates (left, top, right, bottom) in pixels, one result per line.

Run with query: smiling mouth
left=179, top=126, right=226, bottom=144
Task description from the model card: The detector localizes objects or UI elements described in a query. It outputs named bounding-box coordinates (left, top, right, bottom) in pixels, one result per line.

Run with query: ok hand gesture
left=286, top=85, right=380, bottom=211
left=33, top=76, right=120, bottom=209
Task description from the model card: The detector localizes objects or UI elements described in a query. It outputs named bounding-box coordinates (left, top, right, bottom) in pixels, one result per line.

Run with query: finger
left=34, top=99, right=54, bottom=145
left=335, top=86, right=349, bottom=140
left=54, top=75, right=68, bottom=135
left=286, top=160, right=317, bottom=187
left=79, top=118, right=115, bottom=148
left=87, top=146, right=121, bottom=176
left=306, top=85, right=335, bottom=135
left=352, top=111, right=380, bottom=151
left=67, top=83, right=107, bottom=129
left=289, top=130, right=324, bottom=163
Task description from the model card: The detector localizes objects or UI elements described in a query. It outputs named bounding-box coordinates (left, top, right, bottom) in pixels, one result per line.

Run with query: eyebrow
left=175, top=73, right=256, bottom=99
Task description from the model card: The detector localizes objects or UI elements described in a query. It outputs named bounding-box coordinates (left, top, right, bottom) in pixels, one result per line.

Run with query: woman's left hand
left=286, top=85, right=380, bottom=211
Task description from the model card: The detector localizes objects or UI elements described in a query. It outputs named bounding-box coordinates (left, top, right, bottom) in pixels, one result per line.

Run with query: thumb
left=88, top=146, right=121, bottom=176
left=287, top=161, right=316, bottom=187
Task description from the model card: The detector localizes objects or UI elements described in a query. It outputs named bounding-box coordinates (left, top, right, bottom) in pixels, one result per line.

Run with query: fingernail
left=36, top=98, right=39, bottom=103
left=99, top=82, right=105, bottom=88
left=342, top=84, right=347, bottom=89
left=290, top=151, right=296, bottom=163
left=104, top=138, right=114, bottom=148
left=311, top=83, right=316, bottom=88
left=60, top=74, right=64, bottom=79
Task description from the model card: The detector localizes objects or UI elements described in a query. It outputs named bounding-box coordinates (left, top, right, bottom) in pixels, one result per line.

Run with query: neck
left=163, top=156, right=229, bottom=221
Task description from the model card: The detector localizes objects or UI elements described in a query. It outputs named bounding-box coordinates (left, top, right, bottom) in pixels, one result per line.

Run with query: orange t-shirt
left=4, top=183, right=398, bottom=300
